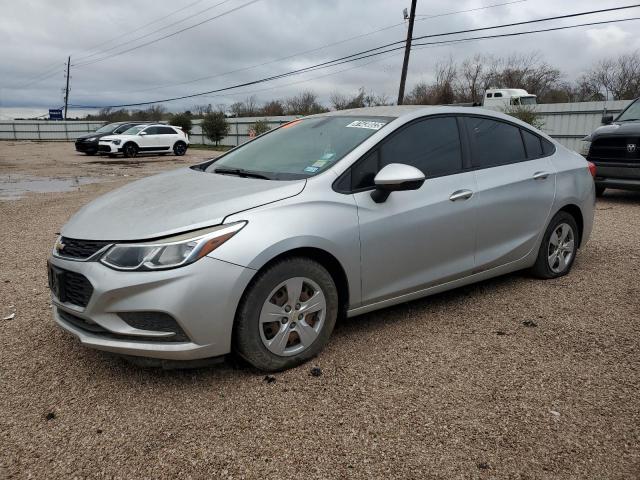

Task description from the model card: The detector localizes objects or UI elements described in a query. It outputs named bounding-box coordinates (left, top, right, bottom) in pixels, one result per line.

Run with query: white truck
left=482, top=88, right=537, bottom=108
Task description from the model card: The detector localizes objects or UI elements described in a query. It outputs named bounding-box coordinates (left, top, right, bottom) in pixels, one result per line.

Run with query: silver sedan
left=48, top=106, right=596, bottom=371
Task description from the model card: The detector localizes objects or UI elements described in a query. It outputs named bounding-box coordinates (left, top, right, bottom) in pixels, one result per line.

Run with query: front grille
left=59, top=237, right=111, bottom=260
left=57, top=309, right=189, bottom=343
left=589, top=137, right=639, bottom=163
left=58, top=309, right=108, bottom=333
left=119, top=312, right=190, bottom=342
left=98, top=144, right=111, bottom=152
left=48, top=267, right=94, bottom=308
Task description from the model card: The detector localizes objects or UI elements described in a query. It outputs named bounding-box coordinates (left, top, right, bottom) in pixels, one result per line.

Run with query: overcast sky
left=1, top=0, right=639, bottom=118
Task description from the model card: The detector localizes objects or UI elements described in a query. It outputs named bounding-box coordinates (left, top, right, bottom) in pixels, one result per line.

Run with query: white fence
left=0, top=101, right=634, bottom=151
left=0, top=116, right=297, bottom=146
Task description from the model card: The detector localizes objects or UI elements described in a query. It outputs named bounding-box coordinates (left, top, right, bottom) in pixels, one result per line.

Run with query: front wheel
left=123, top=143, right=138, bottom=158
left=234, top=257, right=338, bottom=372
left=173, top=141, right=187, bottom=156
left=530, top=211, right=579, bottom=279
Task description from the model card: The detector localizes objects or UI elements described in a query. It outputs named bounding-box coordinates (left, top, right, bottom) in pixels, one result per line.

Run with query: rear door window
left=158, top=126, right=177, bottom=134
left=464, top=117, right=526, bottom=168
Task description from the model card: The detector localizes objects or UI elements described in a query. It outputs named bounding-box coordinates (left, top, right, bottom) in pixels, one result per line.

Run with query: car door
left=157, top=126, right=177, bottom=150
left=139, top=126, right=161, bottom=150
left=463, top=116, right=556, bottom=272
left=350, top=116, right=478, bottom=305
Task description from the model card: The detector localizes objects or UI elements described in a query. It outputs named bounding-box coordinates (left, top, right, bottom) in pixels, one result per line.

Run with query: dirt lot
left=1, top=141, right=639, bottom=479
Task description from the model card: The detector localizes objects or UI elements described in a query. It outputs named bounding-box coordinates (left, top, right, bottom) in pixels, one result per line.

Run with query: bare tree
left=582, top=51, right=640, bottom=100
left=457, top=54, right=485, bottom=103
left=284, top=90, right=328, bottom=115
left=261, top=100, right=285, bottom=116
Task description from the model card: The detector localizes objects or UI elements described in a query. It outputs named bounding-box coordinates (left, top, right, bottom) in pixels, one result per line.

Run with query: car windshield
left=113, top=124, right=134, bottom=134
left=520, top=96, right=537, bottom=105
left=617, top=99, right=640, bottom=122
left=206, top=116, right=393, bottom=180
left=95, top=123, right=118, bottom=134
left=123, top=125, right=146, bottom=135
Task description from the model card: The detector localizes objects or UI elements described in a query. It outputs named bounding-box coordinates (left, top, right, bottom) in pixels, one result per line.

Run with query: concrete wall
left=0, top=101, right=634, bottom=151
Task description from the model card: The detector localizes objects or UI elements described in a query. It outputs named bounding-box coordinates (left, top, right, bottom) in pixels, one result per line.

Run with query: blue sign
left=49, top=109, right=63, bottom=120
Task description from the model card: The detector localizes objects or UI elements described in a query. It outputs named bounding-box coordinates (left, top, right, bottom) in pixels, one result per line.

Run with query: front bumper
left=98, top=142, right=120, bottom=154
left=592, top=162, right=640, bottom=191
left=75, top=140, right=98, bottom=153
left=49, top=254, right=255, bottom=360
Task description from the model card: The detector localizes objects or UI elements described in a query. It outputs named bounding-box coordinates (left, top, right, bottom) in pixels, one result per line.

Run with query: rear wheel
left=234, top=257, right=338, bottom=372
left=123, top=143, right=138, bottom=158
left=173, top=141, right=187, bottom=156
left=595, top=185, right=606, bottom=197
left=530, top=211, right=578, bottom=279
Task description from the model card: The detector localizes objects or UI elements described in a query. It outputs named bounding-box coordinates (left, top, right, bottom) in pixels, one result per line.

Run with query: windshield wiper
left=213, top=167, right=271, bottom=180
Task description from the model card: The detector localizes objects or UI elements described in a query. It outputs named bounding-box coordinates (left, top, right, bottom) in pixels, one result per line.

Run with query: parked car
left=74, top=122, right=146, bottom=155
left=581, top=97, right=640, bottom=196
left=48, top=106, right=595, bottom=371
left=98, top=124, right=189, bottom=158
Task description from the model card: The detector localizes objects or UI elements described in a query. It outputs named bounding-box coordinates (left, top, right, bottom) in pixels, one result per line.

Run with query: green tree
left=503, top=105, right=545, bottom=130
left=201, top=111, right=229, bottom=146
left=170, top=112, right=193, bottom=134
left=252, top=119, right=271, bottom=136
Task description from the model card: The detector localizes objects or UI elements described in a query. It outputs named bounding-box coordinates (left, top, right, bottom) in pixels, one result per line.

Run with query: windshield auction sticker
left=346, top=120, right=386, bottom=130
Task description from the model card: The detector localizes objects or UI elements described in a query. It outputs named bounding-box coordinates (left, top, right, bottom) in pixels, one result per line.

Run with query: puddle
left=0, top=175, right=101, bottom=201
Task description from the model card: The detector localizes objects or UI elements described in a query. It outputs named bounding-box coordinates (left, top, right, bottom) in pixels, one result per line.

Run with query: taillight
left=587, top=161, right=597, bottom=178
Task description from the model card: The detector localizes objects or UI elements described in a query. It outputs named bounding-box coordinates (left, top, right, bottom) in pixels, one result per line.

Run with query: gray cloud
left=1, top=0, right=639, bottom=117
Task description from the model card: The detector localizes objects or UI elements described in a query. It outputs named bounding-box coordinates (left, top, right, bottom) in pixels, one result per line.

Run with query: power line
left=76, top=0, right=529, bottom=98
left=414, top=0, right=526, bottom=18
left=69, top=13, right=640, bottom=109
left=72, top=0, right=263, bottom=67
left=14, top=0, right=212, bottom=87
left=77, top=0, right=210, bottom=58
left=73, top=0, right=234, bottom=63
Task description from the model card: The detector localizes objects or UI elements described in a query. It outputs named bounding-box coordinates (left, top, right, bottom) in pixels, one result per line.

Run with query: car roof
left=308, top=105, right=508, bottom=120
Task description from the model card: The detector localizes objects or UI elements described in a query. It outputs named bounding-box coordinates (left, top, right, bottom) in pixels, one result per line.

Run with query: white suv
left=99, top=124, right=189, bottom=158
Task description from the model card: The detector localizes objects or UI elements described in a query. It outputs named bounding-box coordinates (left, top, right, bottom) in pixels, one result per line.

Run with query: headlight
left=87, top=137, right=97, bottom=142
left=111, top=139, right=121, bottom=145
left=580, top=136, right=591, bottom=156
left=100, top=222, right=246, bottom=271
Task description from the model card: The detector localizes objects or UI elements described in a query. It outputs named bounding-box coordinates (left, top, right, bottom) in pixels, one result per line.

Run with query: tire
left=595, top=185, right=606, bottom=197
left=84, top=151, right=97, bottom=156
left=173, top=141, right=187, bottom=156
left=234, top=257, right=338, bottom=372
left=530, top=211, right=579, bottom=279
left=123, top=143, right=138, bottom=158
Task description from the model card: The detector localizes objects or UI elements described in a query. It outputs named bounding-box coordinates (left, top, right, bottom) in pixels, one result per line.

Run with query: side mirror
left=371, top=163, right=425, bottom=203
left=139, top=131, right=147, bottom=136
left=601, top=114, right=613, bottom=125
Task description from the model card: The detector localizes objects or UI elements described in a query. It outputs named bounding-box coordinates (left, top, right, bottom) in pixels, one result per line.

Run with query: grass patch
left=188, top=144, right=234, bottom=151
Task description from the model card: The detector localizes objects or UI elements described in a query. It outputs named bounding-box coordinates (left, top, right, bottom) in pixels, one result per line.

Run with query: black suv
left=74, top=122, right=146, bottom=155
left=583, top=98, right=640, bottom=196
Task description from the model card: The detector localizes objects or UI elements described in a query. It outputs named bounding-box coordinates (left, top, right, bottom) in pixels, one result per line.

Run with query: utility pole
left=397, top=0, right=417, bottom=105
left=63, top=56, right=71, bottom=120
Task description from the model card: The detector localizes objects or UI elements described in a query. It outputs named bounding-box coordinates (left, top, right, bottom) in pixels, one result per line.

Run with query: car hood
left=61, top=168, right=306, bottom=241
left=100, top=134, right=135, bottom=142
left=591, top=121, right=640, bottom=140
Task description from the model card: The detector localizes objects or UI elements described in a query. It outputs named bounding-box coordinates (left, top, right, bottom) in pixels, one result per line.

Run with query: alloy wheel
left=259, top=277, right=326, bottom=357
left=547, top=222, right=575, bottom=273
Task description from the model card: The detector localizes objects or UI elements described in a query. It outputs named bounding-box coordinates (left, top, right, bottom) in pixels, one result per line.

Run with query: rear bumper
left=49, top=254, right=255, bottom=360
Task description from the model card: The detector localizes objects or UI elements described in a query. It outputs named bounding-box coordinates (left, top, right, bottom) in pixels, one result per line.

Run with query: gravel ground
left=1, top=141, right=639, bottom=479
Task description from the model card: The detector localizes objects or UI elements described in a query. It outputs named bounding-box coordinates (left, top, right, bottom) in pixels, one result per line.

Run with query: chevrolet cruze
left=48, top=106, right=595, bottom=371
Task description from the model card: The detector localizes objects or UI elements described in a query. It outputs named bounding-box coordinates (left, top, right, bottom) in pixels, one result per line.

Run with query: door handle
left=533, top=171, right=550, bottom=180
left=449, top=189, right=473, bottom=201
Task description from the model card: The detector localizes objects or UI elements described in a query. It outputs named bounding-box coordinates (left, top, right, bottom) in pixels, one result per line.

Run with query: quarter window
left=521, top=129, right=544, bottom=158
left=351, top=117, right=463, bottom=190
left=158, top=126, right=177, bottom=134
left=465, top=117, right=526, bottom=168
